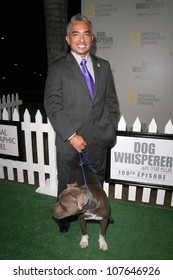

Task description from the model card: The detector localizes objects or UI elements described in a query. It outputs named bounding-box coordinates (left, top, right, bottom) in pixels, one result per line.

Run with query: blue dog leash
left=79, top=151, right=97, bottom=209
left=79, top=151, right=97, bottom=176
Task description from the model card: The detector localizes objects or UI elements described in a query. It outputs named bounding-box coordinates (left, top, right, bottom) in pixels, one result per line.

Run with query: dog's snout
left=49, top=202, right=69, bottom=220
left=50, top=205, right=55, bottom=215
left=51, top=205, right=60, bottom=219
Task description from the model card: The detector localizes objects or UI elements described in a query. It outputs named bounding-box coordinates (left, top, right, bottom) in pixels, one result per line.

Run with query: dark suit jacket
left=44, top=52, right=119, bottom=154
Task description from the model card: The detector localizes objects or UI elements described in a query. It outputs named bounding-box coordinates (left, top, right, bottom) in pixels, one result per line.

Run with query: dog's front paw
left=80, top=234, right=89, bottom=249
left=98, top=235, right=108, bottom=251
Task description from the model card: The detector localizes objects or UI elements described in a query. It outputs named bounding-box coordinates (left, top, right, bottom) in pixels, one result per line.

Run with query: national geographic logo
left=85, top=4, right=95, bottom=19
left=128, top=92, right=138, bottom=105
left=130, top=32, right=141, bottom=46
left=85, top=3, right=117, bottom=18
left=130, top=31, right=165, bottom=45
left=128, top=92, right=160, bottom=106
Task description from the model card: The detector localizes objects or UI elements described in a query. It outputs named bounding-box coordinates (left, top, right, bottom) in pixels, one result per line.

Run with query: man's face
left=66, top=21, right=94, bottom=58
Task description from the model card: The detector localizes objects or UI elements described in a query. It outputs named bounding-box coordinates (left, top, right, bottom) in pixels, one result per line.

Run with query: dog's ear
left=67, top=182, right=78, bottom=188
left=77, top=193, right=88, bottom=210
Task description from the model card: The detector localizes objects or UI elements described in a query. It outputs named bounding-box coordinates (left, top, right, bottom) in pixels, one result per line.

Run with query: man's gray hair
left=66, top=13, right=93, bottom=35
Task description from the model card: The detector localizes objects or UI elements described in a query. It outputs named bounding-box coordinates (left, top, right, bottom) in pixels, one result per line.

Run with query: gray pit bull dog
left=51, top=166, right=110, bottom=251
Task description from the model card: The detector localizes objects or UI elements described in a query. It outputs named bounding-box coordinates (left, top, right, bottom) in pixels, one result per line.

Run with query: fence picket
left=35, top=110, right=46, bottom=187
left=22, top=109, right=35, bottom=184
left=103, top=182, right=109, bottom=196
left=114, top=184, right=123, bottom=199
left=128, top=185, right=137, bottom=201
left=118, top=115, right=126, bottom=130
left=142, top=188, right=151, bottom=203
left=12, top=109, right=24, bottom=182
left=2, top=95, right=6, bottom=105
left=148, top=118, right=157, bottom=133
left=12, top=108, right=20, bottom=121
left=171, top=193, right=173, bottom=207
left=2, top=108, right=9, bottom=120
left=45, top=118, right=57, bottom=194
left=141, top=119, right=158, bottom=203
left=11, top=94, right=15, bottom=116
left=36, top=117, right=57, bottom=196
left=128, top=118, right=142, bottom=201
left=156, top=189, right=166, bottom=205
left=0, top=93, right=22, bottom=120
left=165, top=119, right=173, bottom=134
left=133, top=117, right=141, bottom=132
left=114, top=116, right=126, bottom=200
left=5, top=159, right=15, bottom=180
left=0, top=169, right=4, bottom=179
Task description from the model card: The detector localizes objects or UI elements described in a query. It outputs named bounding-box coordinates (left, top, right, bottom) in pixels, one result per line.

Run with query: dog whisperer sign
left=110, top=131, right=173, bottom=188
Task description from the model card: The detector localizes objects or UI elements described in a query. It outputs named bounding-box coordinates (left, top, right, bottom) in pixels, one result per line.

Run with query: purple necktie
left=80, top=59, right=95, bottom=100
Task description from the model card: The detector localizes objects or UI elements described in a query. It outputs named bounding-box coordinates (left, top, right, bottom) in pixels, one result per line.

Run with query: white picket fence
left=0, top=93, right=22, bottom=120
left=0, top=108, right=57, bottom=197
left=0, top=108, right=173, bottom=207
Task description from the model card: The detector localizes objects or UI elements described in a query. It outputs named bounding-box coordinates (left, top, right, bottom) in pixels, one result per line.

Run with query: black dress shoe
left=108, top=216, right=114, bottom=224
left=58, top=219, right=70, bottom=233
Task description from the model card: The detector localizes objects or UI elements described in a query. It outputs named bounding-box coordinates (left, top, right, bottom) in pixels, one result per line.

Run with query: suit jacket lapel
left=91, top=56, right=101, bottom=100
left=66, top=53, right=91, bottom=98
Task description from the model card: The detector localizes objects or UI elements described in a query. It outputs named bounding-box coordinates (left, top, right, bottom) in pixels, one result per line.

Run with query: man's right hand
left=69, top=134, right=86, bottom=153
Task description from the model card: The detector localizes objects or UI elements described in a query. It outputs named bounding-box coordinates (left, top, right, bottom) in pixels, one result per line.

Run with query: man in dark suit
left=44, top=14, right=119, bottom=232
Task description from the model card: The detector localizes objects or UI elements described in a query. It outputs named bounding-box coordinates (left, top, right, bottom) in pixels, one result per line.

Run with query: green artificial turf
left=0, top=179, right=173, bottom=260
